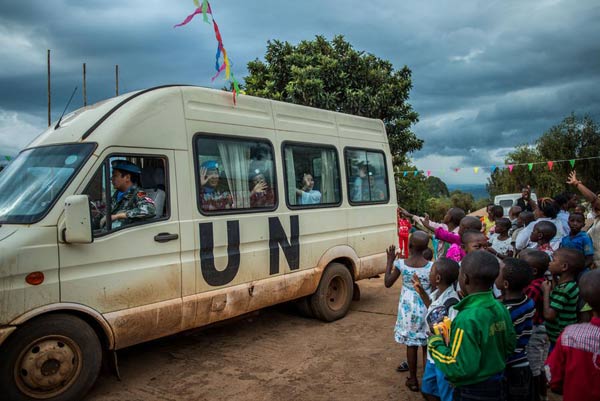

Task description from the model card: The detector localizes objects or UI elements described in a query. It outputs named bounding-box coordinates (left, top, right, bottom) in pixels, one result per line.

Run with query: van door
left=58, top=149, right=182, bottom=348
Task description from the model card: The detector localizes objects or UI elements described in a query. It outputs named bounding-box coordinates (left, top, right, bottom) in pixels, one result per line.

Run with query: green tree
left=449, top=190, right=476, bottom=213
left=536, top=114, right=600, bottom=193
left=394, top=164, right=430, bottom=216
left=487, top=114, right=600, bottom=197
left=425, top=176, right=449, bottom=198
left=244, top=35, right=421, bottom=162
left=425, top=196, right=453, bottom=222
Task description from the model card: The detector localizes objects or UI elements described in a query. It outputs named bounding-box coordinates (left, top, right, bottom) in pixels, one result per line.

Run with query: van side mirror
left=63, top=195, right=93, bottom=244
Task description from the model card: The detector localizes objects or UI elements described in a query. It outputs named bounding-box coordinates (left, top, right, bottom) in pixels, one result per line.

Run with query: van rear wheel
left=0, top=314, right=102, bottom=401
left=310, top=263, right=354, bottom=322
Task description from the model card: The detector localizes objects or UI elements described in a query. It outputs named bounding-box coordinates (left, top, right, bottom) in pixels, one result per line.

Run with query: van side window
left=284, top=144, right=341, bottom=207
left=345, top=149, right=389, bottom=204
left=83, top=155, right=168, bottom=235
left=194, top=135, right=276, bottom=213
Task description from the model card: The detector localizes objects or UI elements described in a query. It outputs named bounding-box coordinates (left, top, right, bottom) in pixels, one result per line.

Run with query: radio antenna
left=54, top=86, right=78, bottom=129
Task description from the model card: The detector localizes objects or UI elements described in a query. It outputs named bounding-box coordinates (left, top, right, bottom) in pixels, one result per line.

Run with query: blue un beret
left=112, top=160, right=141, bottom=175
left=201, top=160, right=219, bottom=170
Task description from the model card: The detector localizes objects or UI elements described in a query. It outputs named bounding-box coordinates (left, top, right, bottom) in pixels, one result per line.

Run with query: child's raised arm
left=412, top=273, right=431, bottom=307
left=384, top=245, right=400, bottom=288
left=435, top=226, right=461, bottom=244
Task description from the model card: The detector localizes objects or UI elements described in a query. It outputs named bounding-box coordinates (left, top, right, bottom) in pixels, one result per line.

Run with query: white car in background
left=494, top=193, right=538, bottom=216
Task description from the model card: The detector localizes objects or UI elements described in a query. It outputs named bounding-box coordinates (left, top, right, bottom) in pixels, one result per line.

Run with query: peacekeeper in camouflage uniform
left=109, top=160, right=156, bottom=229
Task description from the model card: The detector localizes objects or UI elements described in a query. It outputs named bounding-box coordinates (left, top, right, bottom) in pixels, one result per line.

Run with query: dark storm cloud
left=1, top=0, right=599, bottom=184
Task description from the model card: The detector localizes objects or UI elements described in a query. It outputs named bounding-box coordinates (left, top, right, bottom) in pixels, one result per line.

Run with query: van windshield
left=0, top=143, right=95, bottom=224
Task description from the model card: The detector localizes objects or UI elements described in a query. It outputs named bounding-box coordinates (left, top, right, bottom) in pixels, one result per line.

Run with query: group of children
left=388, top=195, right=599, bottom=401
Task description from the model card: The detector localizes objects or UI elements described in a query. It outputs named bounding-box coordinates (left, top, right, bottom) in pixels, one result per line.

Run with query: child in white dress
left=385, top=231, right=432, bottom=392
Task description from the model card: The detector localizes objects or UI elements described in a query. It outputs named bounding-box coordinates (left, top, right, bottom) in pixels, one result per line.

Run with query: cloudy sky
left=1, top=0, right=599, bottom=185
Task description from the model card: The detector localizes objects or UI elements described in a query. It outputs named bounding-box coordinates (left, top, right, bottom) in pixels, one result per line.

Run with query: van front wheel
left=0, top=314, right=102, bottom=401
left=310, top=263, right=354, bottom=322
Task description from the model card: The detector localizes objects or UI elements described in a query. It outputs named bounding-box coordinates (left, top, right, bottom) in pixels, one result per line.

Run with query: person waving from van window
left=109, top=160, right=156, bottom=229
left=249, top=170, right=275, bottom=208
left=296, top=172, right=322, bottom=205
left=199, top=160, right=234, bottom=211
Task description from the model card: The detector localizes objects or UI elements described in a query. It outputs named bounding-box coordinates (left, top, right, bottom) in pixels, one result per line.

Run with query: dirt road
left=86, top=276, right=419, bottom=401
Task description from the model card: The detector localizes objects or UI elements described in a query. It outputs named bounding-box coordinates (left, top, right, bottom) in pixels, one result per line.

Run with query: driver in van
left=108, top=160, right=156, bottom=229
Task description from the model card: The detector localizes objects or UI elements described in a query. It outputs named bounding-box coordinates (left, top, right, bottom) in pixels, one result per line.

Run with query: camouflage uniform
left=111, top=185, right=156, bottom=228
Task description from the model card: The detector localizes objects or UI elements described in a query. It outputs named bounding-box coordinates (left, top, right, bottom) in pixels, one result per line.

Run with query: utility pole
left=47, top=49, right=51, bottom=127
left=115, top=64, right=119, bottom=96
left=83, top=63, right=87, bottom=106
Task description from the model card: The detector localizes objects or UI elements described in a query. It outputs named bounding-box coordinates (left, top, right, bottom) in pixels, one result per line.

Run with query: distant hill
left=447, top=184, right=489, bottom=200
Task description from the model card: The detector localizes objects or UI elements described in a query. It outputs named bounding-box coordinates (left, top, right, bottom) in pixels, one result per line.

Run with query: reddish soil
left=86, top=277, right=559, bottom=401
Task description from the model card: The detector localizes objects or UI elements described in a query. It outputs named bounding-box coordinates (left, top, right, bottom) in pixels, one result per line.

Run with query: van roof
left=26, top=85, right=388, bottom=152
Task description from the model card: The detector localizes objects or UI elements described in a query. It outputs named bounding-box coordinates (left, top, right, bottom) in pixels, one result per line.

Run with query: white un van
left=0, top=85, right=397, bottom=400
left=494, top=192, right=538, bottom=216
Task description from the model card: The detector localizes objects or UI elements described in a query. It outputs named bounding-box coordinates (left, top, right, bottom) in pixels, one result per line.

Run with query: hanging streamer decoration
left=175, top=1, right=241, bottom=104
left=396, top=155, right=600, bottom=177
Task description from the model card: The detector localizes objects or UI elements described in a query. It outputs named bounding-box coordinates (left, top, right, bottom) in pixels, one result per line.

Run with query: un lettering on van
left=199, top=216, right=299, bottom=286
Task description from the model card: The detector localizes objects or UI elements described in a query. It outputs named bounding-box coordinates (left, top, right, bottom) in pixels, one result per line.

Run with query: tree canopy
left=244, top=35, right=422, bottom=161
left=487, top=114, right=600, bottom=197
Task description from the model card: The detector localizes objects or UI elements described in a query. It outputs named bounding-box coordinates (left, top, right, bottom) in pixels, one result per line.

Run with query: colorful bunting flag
left=175, top=1, right=240, bottom=105
left=388, top=156, right=599, bottom=179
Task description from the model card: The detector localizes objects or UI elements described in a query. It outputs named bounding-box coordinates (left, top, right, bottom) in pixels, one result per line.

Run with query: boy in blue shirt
left=496, top=258, right=536, bottom=401
left=560, top=212, right=594, bottom=268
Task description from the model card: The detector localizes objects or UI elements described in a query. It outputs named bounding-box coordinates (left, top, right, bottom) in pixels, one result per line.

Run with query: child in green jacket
left=428, top=250, right=516, bottom=401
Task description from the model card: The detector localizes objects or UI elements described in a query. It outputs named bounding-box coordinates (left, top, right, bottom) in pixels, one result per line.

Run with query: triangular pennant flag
left=413, top=171, right=418, bottom=177
left=403, top=171, right=408, bottom=177
left=490, top=165, right=496, bottom=173
left=427, top=170, right=431, bottom=177
left=547, top=161, right=554, bottom=170
left=569, top=159, right=575, bottom=168
left=508, top=164, right=514, bottom=173
left=528, top=163, right=533, bottom=171
left=474, top=167, right=479, bottom=174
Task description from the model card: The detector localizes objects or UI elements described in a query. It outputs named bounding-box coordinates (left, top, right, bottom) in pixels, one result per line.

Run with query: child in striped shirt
left=496, top=258, right=536, bottom=401
left=542, top=248, right=584, bottom=350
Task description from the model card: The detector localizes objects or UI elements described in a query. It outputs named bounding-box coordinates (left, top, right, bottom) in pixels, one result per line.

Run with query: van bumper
left=0, top=325, right=16, bottom=346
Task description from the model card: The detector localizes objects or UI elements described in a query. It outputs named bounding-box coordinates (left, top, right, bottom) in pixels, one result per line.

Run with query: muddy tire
left=0, top=314, right=102, bottom=401
left=310, top=263, right=354, bottom=322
